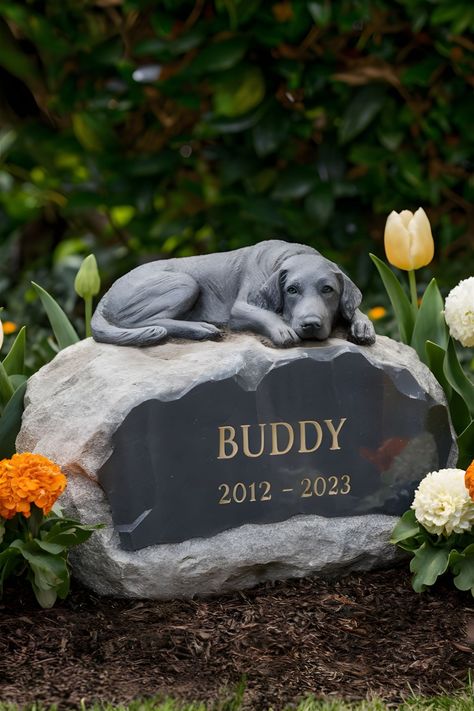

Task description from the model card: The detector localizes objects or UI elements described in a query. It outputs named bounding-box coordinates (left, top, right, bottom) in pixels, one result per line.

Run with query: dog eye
left=321, top=285, right=334, bottom=294
left=287, top=285, right=299, bottom=295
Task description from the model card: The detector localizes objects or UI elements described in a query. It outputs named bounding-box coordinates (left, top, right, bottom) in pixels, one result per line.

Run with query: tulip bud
left=0, top=315, right=3, bottom=353
left=384, top=208, right=434, bottom=271
left=74, top=254, right=101, bottom=299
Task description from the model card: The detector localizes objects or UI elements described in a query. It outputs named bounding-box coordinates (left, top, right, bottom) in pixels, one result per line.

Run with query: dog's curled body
left=91, top=240, right=375, bottom=348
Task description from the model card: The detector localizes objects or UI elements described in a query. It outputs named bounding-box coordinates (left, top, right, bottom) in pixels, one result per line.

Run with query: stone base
left=16, top=333, right=455, bottom=599
left=65, top=474, right=401, bottom=599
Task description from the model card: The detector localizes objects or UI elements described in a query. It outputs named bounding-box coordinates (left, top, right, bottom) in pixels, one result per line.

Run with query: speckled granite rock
left=16, top=333, right=456, bottom=599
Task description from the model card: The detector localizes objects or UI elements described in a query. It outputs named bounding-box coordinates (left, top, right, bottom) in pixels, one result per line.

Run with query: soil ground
left=0, top=565, right=473, bottom=710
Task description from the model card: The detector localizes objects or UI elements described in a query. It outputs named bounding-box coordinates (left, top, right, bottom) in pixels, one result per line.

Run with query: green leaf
left=41, top=518, right=102, bottom=547
left=213, top=66, right=265, bottom=118
left=36, top=540, right=65, bottom=555
left=2, top=326, right=26, bottom=376
left=369, top=254, right=415, bottom=344
left=457, top=420, right=474, bottom=470
left=426, top=340, right=451, bottom=399
left=0, top=360, right=14, bottom=408
left=390, top=510, right=421, bottom=545
left=307, top=1, right=331, bottom=26
left=72, top=113, right=114, bottom=153
left=450, top=546, right=474, bottom=592
left=450, top=390, right=472, bottom=439
left=444, top=337, right=474, bottom=415
left=0, top=547, right=22, bottom=594
left=272, top=166, right=317, bottom=200
left=191, top=37, right=248, bottom=73
left=304, top=184, right=334, bottom=225
left=338, top=85, right=387, bottom=145
left=410, top=542, right=450, bottom=592
left=0, top=380, right=27, bottom=458
left=204, top=104, right=266, bottom=133
left=411, top=279, right=448, bottom=363
left=0, top=19, right=42, bottom=90
left=12, top=539, right=69, bottom=605
left=252, top=107, right=290, bottom=157
left=31, top=282, right=80, bottom=350
left=30, top=584, right=57, bottom=609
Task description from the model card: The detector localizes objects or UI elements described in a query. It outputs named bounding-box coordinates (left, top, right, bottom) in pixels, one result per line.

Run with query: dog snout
left=300, top=317, right=322, bottom=332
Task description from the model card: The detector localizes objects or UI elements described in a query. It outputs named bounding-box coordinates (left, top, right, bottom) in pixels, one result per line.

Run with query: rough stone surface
left=16, top=333, right=456, bottom=599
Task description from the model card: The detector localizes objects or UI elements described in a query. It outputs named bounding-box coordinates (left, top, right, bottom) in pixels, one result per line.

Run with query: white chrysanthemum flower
left=444, top=276, right=474, bottom=347
left=411, top=468, right=474, bottom=536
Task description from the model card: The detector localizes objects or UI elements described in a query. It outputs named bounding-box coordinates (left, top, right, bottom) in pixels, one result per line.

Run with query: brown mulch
left=0, top=566, right=473, bottom=710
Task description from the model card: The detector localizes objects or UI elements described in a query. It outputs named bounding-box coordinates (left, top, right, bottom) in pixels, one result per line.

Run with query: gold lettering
left=324, top=418, right=347, bottom=450
left=298, top=420, right=323, bottom=453
left=270, top=422, right=294, bottom=456
left=218, top=426, right=238, bottom=459
left=241, top=424, right=266, bottom=458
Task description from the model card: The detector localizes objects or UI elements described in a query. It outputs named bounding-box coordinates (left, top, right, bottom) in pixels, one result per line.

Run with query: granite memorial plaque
left=98, top=349, right=453, bottom=551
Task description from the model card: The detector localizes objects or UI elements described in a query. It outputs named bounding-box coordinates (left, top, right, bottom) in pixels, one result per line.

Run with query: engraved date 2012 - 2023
left=218, top=474, right=352, bottom=505
left=216, top=416, right=351, bottom=505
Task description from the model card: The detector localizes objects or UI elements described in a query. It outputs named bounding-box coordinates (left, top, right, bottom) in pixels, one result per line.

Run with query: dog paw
left=270, top=325, right=301, bottom=347
left=349, top=318, right=376, bottom=346
left=186, top=322, right=223, bottom=340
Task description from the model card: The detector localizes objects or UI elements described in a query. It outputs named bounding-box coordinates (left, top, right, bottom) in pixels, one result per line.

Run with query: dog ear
left=337, top=271, right=362, bottom=321
left=253, top=269, right=287, bottom=312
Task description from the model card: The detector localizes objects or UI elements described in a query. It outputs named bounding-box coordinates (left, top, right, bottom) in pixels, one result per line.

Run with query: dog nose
left=301, top=317, right=322, bottom=331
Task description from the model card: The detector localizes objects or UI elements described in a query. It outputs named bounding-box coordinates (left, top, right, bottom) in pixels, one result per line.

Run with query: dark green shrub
left=0, top=0, right=472, bottom=339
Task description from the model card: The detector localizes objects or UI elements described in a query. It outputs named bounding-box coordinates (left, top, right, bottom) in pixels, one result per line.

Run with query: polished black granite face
left=98, top=351, right=454, bottom=550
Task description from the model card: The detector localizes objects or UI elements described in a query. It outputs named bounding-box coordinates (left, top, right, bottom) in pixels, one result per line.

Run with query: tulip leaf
left=409, top=541, right=450, bottom=592
left=369, top=254, right=415, bottom=343
left=443, top=337, right=474, bottom=416
left=449, top=389, right=471, bottom=439
left=0, top=360, right=14, bottom=408
left=31, top=282, right=80, bottom=350
left=425, top=340, right=451, bottom=399
left=2, top=326, right=26, bottom=376
left=411, top=279, right=448, bottom=363
left=0, top=379, right=27, bottom=458
left=457, top=419, right=474, bottom=470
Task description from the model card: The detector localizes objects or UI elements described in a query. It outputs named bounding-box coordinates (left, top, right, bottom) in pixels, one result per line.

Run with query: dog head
left=254, top=254, right=362, bottom=340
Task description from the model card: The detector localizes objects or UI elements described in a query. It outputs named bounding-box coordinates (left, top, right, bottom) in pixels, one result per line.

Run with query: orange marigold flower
left=2, top=321, right=17, bottom=335
left=0, top=453, right=66, bottom=520
left=368, top=306, right=387, bottom=321
left=465, top=460, right=474, bottom=502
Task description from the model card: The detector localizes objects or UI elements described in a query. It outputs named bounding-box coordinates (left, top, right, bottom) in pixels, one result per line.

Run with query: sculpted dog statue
left=91, top=239, right=375, bottom=348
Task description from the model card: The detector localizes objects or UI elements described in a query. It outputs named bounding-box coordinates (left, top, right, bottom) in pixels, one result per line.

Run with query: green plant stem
left=408, top=269, right=418, bottom=312
left=84, top=295, right=92, bottom=338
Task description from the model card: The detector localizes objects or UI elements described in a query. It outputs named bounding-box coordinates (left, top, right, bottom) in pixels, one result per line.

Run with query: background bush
left=0, top=0, right=472, bottom=365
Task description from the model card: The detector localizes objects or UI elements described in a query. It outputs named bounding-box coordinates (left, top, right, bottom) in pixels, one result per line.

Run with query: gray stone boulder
left=16, top=333, right=456, bottom=599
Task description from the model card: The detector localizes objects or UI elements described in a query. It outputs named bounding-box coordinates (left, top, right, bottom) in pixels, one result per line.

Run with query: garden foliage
left=0, top=0, right=472, bottom=347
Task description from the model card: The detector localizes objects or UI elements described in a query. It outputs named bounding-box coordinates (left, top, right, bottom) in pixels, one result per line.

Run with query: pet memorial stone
left=17, top=333, right=457, bottom=599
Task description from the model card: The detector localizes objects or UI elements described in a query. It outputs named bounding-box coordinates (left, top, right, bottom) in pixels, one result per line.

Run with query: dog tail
left=91, top=301, right=167, bottom=347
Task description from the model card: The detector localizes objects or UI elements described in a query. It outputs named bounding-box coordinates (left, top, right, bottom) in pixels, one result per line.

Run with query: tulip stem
left=84, top=295, right=92, bottom=338
left=408, top=270, right=418, bottom=311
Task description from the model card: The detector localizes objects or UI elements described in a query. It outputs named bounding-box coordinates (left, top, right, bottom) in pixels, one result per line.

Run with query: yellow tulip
left=384, top=207, right=434, bottom=271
